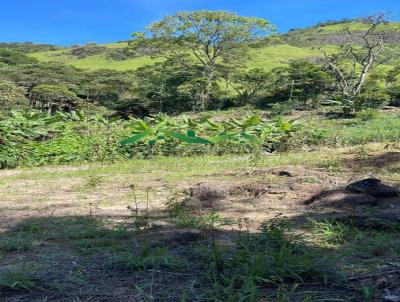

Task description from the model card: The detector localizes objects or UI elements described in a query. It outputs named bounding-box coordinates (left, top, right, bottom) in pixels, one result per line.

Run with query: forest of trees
left=0, top=12, right=399, bottom=119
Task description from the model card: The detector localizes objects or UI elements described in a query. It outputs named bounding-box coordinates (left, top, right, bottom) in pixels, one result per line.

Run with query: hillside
left=29, top=43, right=328, bottom=71
left=24, top=21, right=400, bottom=72
left=280, top=20, right=400, bottom=46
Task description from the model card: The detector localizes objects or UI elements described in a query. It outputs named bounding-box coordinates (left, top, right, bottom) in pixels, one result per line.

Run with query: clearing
left=1, top=143, right=400, bottom=301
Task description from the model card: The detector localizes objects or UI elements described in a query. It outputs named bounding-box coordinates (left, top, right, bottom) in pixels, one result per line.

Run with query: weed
left=200, top=218, right=336, bottom=301
left=0, top=264, right=38, bottom=290
left=260, top=219, right=295, bottom=244
left=361, top=285, right=375, bottom=301
left=166, top=189, right=188, bottom=218
left=110, top=247, right=181, bottom=271
left=128, top=184, right=152, bottom=230
left=84, top=174, right=103, bottom=189
left=302, top=176, right=320, bottom=183
left=0, top=234, right=33, bottom=252
left=308, top=219, right=357, bottom=246
left=75, top=237, right=128, bottom=255
left=356, top=141, right=369, bottom=160
left=351, top=232, right=399, bottom=258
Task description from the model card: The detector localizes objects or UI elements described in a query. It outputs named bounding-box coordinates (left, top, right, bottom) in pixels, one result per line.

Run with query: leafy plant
left=0, top=111, right=298, bottom=169
left=121, top=113, right=298, bottom=155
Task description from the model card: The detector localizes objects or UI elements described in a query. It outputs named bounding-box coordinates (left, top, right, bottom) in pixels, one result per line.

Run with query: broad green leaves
left=0, top=111, right=298, bottom=169
left=121, top=113, right=297, bottom=149
left=120, top=129, right=153, bottom=145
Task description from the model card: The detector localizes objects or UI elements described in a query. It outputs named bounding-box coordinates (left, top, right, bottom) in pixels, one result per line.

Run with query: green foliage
left=121, top=113, right=298, bottom=155
left=131, top=10, right=274, bottom=108
left=232, top=68, right=271, bottom=105
left=289, top=112, right=400, bottom=148
left=0, top=80, right=28, bottom=113
left=133, top=58, right=206, bottom=113
left=286, top=61, right=333, bottom=108
left=0, top=48, right=38, bottom=65
left=308, top=219, right=356, bottom=246
left=0, top=111, right=125, bottom=169
left=0, top=111, right=297, bottom=169
left=0, top=233, right=33, bottom=252
left=132, top=11, right=273, bottom=63
left=321, top=15, right=399, bottom=114
left=110, top=248, right=181, bottom=271
left=31, top=84, right=80, bottom=113
left=0, top=42, right=61, bottom=53
left=2, top=15, right=399, bottom=116
left=69, top=43, right=107, bottom=58
left=201, top=219, right=335, bottom=301
left=355, top=89, right=390, bottom=109
left=0, top=265, right=38, bottom=290
left=356, top=108, right=381, bottom=121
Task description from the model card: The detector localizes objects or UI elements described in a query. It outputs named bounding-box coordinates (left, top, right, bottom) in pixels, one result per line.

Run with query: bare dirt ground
left=1, top=144, right=400, bottom=301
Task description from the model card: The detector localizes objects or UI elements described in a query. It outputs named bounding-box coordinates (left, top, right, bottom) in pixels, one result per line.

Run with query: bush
left=356, top=108, right=381, bottom=121
left=355, top=90, right=390, bottom=109
left=269, top=103, right=294, bottom=117
left=0, top=80, right=28, bottom=114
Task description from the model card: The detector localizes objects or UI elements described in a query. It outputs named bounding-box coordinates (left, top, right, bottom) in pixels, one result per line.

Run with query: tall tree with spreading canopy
left=130, top=11, right=274, bottom=110
left=31, top=84, right=79, bottom=114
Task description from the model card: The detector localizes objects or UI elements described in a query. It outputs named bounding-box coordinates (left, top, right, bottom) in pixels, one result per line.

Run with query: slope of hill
left=281, top=21, right=400, bottom=46
left=30, top=49, right=159, bottom=71
left=23, top=21, right=400, bottom=71
left=29, top=43, right=328, bottom=71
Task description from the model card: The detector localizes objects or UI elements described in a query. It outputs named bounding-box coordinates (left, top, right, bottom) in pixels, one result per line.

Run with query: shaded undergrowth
left=1, top=204, right=399, bottom=302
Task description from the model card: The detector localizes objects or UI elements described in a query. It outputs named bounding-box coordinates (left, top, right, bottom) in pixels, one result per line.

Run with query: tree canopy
left=131, top=11, right=274, bottom=109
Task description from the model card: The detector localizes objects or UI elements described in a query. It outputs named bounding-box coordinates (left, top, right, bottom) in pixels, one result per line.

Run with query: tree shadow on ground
left=0, top=215, right=205, bottom=302
left=320, top=110, right=355, bottom=120
left=281, top=178, right=400, bottom=301
left=340, top=151, right=400, bottom=172
left=1, top=207, right=399, bottom=301
left=2, top=172, right=400, bottom=302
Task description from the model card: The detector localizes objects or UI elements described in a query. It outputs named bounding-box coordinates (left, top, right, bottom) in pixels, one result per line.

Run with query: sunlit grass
left=29, top=43, right=337, bottom=71
left=29, top=49, right=160, bottom=71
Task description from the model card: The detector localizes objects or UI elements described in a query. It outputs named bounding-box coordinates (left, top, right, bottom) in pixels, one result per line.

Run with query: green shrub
left=356, top=108, right=381, bottom=121
left=355, top=90, right=390, bottom=109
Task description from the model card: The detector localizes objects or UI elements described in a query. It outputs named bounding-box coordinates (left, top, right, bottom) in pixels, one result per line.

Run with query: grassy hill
left=29, top=42, right=162, bottom=71
left=30, top=49, right=159, bottom=71
left=29, top=44, right=328, bottom=71
left=25, top=21, right=400, bottom=72
left=17, top=22, right=377, bottom=71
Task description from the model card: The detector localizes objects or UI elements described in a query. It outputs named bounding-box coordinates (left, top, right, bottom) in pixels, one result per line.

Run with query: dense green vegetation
left=0, top=12, right=399, bottom=169
left=0, top=111, right=300, bottom=168
left=0, top=14, right=398, bottom=116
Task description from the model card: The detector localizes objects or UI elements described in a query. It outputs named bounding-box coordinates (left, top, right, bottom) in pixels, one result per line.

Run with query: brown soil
left=1, top=149, right=400, bottom=301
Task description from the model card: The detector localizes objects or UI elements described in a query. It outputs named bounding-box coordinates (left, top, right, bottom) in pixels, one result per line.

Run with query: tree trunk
left=47, top=101, right=52, bottom=115
left=353, top=56, right=374, bottom=95
left=288, top=80, right=295, bottom=102
left=203, top=65, right=214, bottom=111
